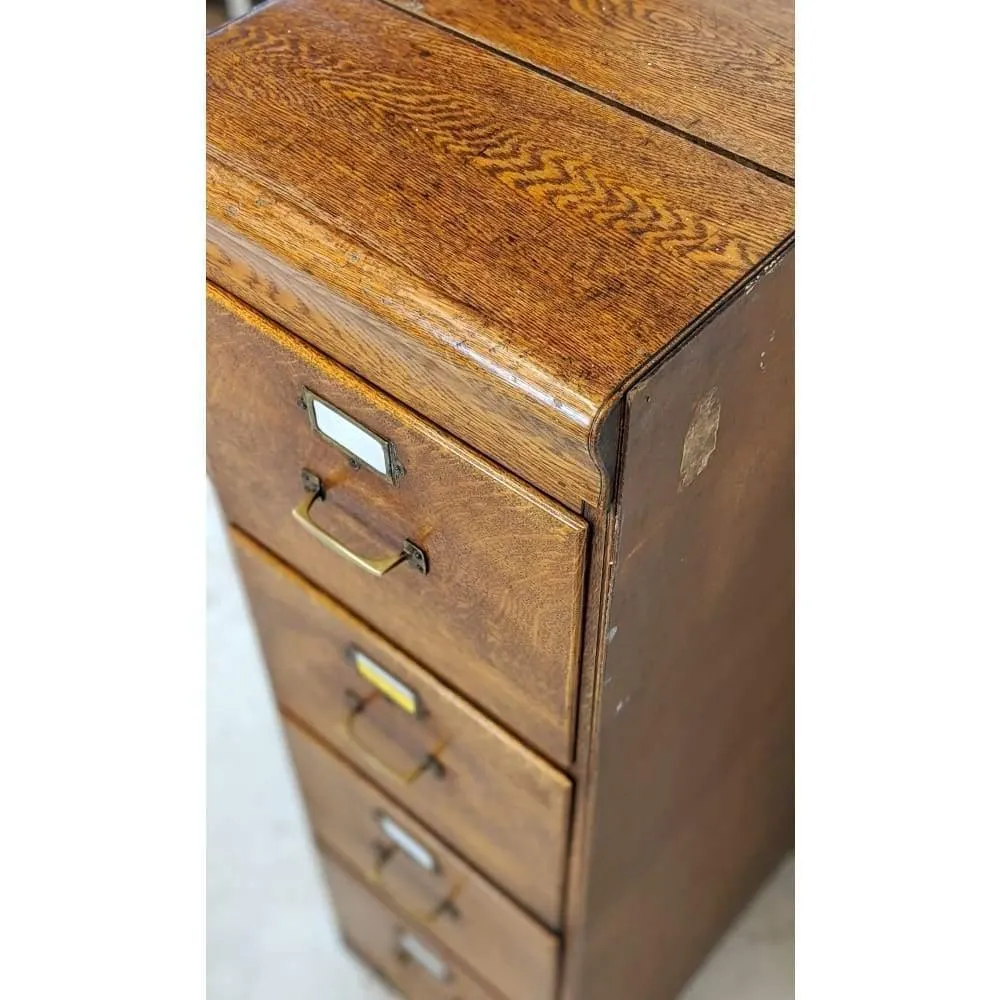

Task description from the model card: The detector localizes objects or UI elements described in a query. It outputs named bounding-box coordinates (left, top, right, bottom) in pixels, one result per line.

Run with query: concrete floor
left=207, top=485, right=794, bottom=999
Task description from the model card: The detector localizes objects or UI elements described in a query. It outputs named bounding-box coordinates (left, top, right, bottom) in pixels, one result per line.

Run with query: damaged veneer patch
left=678, top=387, right=721, bottom=490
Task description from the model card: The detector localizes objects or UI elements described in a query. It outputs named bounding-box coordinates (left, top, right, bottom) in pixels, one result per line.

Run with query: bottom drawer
left=322, top=853, right=498, bottom=1000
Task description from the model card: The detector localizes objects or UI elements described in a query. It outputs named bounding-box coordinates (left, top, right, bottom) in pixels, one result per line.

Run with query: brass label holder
left=299, top=387, right=405, bottom=484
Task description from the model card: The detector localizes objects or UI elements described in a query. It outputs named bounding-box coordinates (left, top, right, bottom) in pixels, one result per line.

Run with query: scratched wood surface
left=382, top=0, right=794, bottom=179
left=207, top=0, right=794, bottom=509
left=562, top=248, right=794, bottom=1000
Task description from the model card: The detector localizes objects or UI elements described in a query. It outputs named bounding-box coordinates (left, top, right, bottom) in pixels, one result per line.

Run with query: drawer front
left=234, top=528, right=570, bottom=928
left=323, top=854, right=500, bottom=1000
left=286, top=719, right=558, bottom=1000
left=207, top=285, right=587, bottom=765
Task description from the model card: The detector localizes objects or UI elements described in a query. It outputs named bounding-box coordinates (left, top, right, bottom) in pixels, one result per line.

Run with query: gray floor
left=207, top=485, right=794, bottom=999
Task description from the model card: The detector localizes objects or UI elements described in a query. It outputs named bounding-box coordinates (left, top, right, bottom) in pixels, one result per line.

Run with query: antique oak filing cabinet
left=207, top=1, right=794, bottom=997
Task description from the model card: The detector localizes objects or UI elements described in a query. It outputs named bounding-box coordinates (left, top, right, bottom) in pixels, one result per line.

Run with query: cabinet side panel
left=567, top=248, right=794, bottom=1000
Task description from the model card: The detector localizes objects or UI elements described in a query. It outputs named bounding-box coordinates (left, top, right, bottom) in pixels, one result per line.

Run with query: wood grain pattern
left=208, top=285, right=588, bottom=764
left=383, top=0, right=794, bottom=179
left=207, top=4, right=797, bottom=994
left=285, top=720, right=559, bottom=1000
left=232, top=528, right=572, bottom=928
left=322, top=853, right=500, bottom=1000
left=563, top=248, right=794, bottom=1000
left=206, top=193, right=603, bottom=510
left=207, top=0, right=794, bottom=510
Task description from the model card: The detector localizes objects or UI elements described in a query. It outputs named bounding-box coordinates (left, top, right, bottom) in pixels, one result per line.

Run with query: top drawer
left=207, top=286, right=588, bottom=764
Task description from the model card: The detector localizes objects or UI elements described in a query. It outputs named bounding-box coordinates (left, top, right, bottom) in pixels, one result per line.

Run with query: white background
left=2, top=2, right=999, bottom=998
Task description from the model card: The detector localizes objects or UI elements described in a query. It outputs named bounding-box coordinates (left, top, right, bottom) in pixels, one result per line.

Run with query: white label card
left=397, top=932, right=450, bottom=981
left=377, top=813, right=438, bottom=872
left=309, top=395, right=390, bottom=476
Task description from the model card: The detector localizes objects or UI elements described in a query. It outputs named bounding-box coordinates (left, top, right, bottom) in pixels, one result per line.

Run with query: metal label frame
left=300, top=387, right=403, bottom=484
left=375, top=811, right=439, bottom=873
left=350, top=647, right=422, bottom=717
left=396, top=931, right=451, bottom=982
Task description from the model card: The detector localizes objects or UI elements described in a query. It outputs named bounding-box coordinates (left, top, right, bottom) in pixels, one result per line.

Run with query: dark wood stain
left=563, top=248, right=795, bottom=1000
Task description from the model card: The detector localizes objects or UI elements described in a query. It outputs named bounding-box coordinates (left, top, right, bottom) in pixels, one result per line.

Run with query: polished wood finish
left=563, top=249, right=794, bottom=1000
left=382, top=0, right=794, bottom=179
left=232, top=528, right=572, bottom=928
left=286, top=720, right=558, bottom=1000
left=322, top=854, right=498, bottom=1000
left=206, top=173, right=603, bottom=512
left=208, top=2, right=795, bottom=996
left=208, top=285, right=588, bottom=764
left=206, top=0, right=793, bottom=511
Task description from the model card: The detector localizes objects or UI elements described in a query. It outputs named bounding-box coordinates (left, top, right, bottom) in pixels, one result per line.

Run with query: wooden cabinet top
left=376, top=0, right=794, bottom=180
left=207, top=0, right=794, bottom=508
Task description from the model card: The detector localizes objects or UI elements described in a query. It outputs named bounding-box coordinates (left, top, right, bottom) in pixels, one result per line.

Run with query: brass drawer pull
left=342, top=650, right=446, bottom=785
left=292, top=469, right=427, bottom=576
left=344, top=690, right=446, bottom=784
left=372, top=812, right=462, bottom=924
